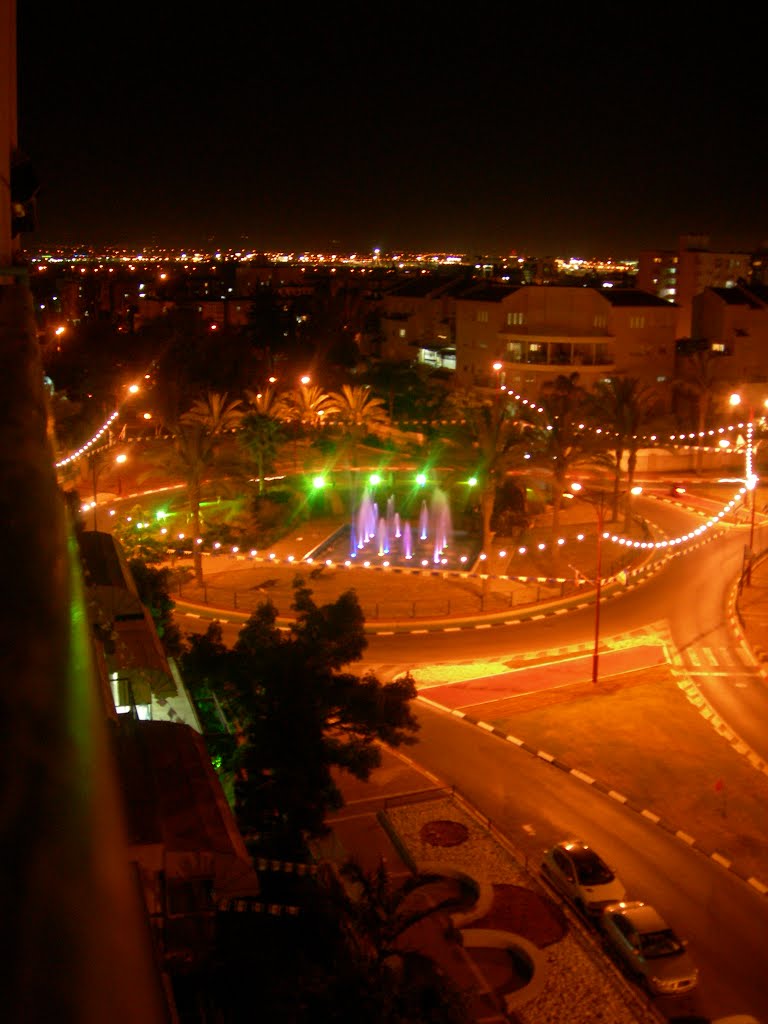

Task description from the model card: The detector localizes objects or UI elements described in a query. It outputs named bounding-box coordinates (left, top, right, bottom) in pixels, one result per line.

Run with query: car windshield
left=639, top=928, right=684, bottom=959
left=570, top=847, right=614, bottom=885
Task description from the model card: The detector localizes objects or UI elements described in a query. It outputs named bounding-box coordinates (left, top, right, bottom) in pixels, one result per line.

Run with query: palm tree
left=536, top=373, right=591, bottom=536
left=168, top=421, right=217, bottom=585
left=240, top=384, right=292, bottom=493
left=447, top=389, right=532, bottom=551
left=243, top=382, right=291, bottom=420
left=673, top=348, right=722, bottom=471
left=239, top=411, right=284, bottom=495
left=328, top=383, right=390, bottom=479
left=586, top=377, right=660, bottom=525
left=281, top=382, right=336, bottom=430
left=181, top=390, right=244, bottom=435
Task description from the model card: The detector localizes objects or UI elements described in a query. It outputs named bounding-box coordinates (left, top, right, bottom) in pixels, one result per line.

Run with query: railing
left=0, top=280, right=168, bottom=1023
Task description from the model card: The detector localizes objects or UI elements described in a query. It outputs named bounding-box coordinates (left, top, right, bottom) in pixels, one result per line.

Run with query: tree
left=536, top=373, right=591, bottom=536
left=282, top=382, right=337, bottom=430
left=445, top=388, right=533, bottom=551
left=127, top=558, right=182, bottom=658
left=239, top=383, right=290, bottom=494
left=239, top=410, right=285, bottom=495
left=673, top=348, right=723, bottom=471
left=180, top=389, right=244, bottom=435
left=338, top=859, right=473, bottom=1023
left=585, top=376, right=660, bottom=525
left=183, top=577, right=419, bottom=856
left=328, top=383, right=390, bottom=487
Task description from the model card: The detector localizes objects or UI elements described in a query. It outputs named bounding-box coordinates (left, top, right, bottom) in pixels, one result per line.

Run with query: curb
left=416, top=691, right=768, bottom=899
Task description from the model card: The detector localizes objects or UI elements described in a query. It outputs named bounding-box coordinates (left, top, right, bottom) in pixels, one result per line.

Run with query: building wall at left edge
left=0, top=278, right=173, bottom=1021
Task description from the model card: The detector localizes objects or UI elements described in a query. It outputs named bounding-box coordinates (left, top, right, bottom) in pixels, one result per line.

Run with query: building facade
left=454, top=284, right=677, bottom=399
left=639, top=235, right=751, bottom=339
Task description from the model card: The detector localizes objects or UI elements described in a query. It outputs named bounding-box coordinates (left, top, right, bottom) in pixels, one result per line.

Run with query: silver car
left=601, top=900, right=699, bottom=995
left=541, top=839, right=626, bottom=917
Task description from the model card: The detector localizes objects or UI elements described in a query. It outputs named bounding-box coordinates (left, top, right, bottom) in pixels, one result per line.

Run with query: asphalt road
left=172, top=489, right=768, bottom=1018
left=411, top=701, right=768, bottom=1023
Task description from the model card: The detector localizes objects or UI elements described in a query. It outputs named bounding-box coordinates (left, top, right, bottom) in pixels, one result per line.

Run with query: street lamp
left=570, top=482, right=608, bottom=685
left=729, top=392, right=767, bottom=586
left=115, top=452, right=127, bottom=496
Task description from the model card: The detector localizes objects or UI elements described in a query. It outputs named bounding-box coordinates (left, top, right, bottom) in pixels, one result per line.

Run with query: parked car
left=601, top=900, right=699, bottom=996
left=540, top=839, right=626, bottom=917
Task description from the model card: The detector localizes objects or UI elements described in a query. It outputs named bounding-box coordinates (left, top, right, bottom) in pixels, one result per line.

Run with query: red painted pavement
left=420, top=643, right=667, bottom=710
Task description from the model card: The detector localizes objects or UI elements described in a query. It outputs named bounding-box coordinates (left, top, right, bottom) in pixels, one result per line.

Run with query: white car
left=541, top=839, right=626, bottom=917
left=601, top=900, right=699, bottom=996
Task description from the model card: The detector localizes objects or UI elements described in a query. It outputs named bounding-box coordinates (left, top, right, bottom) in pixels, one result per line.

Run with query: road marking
left=676, top=830, right=695, bottom=845
left=641, top=809, right=660, bottom=823
left=375, top=630, right=395, bottom=636
left=571, top=769, right=595, bottom=784
left=474, top=623, right=491, bottom=630
left=711, top=852, right=731, bottom=868
left=609, top=790, right=627, bottom=803
left=443, top=627, right=461, bottom=632
left=554, top=608, right=568, bottom=615
left=702, top=647, right=719, bottom=666
left=537, top=750, right=554, bottom=762
left=748, top=877, right=768, bottom=894
left=522, top=824, right=536, bottom=835
left=531, top=614, right=546, bottom=621
left=506, top=734, right=524, bottom=746
left=410, top=629, right=428, bottom=635
left=184, top=612, right=200, bottom=618
left=687, top=649, right=702, bottom=667
left=478, top=721, right=495, bottom=732
left=504, top=620, right=521, bottom=626
left=736, top=645, right=757, bottom=665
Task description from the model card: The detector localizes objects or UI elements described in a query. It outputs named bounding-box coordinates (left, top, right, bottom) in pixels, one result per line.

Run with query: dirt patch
left=419, top=819, right=470, bottom=847
left=470, top=884, right=568, bottom=948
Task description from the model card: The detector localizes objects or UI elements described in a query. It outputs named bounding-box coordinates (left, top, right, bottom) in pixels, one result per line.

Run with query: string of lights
left=58, top=383, right=758, bottom=560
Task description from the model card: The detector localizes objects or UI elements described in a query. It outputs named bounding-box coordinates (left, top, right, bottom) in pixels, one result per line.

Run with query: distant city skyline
left=15, top=6, right=768, bottom=259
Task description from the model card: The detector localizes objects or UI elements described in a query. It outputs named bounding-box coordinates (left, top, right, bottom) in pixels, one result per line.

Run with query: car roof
left=613, top=902, right=668, bottom=932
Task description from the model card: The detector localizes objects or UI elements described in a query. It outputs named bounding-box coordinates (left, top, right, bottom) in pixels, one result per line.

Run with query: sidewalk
left=314, top=746, right=661, bottom=1024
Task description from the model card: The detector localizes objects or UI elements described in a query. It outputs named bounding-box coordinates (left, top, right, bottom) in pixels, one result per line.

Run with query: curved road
left=173, top=491, right=768, bottom=1019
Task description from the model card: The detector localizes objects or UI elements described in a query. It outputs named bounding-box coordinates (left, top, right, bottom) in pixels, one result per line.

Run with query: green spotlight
left=468, top=476, right=478, bottom=487
left=156, top=509, right=167, bottom=521
left=312, top=475, right=326, bottom=490
left=369, top=473, right=381, bottom=486
left=416, top=473, right=427, bottom=487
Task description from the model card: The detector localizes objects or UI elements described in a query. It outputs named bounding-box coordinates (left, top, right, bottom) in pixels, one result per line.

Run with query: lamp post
left=571, top=482, right=607, bottom=685
left=115, top=452, right=127, bottom=496
left=729, top=393, right=767, bottom=586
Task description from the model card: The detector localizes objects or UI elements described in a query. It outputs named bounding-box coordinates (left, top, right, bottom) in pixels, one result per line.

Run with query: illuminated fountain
left=319, top=486, right=473, bottom=570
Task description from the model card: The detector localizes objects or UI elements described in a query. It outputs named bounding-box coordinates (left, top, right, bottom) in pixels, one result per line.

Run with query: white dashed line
left=478, top=722, right=495, bottom=732
left=570, top=769, right=595, bottom=784
left=676, top=831, right=695, bottom=845
left=537, top=750, right=554, bottom=762
left=641, top=809, right=660, bottom=823
left=711, top=852, right=731, bottom=868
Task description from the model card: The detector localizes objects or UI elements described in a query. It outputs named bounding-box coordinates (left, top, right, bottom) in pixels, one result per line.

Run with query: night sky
left=16, top=5, right=768, bottom=258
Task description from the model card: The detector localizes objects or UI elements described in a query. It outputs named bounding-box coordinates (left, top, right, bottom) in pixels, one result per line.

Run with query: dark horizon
left=16, top=6, right=768, bottom=260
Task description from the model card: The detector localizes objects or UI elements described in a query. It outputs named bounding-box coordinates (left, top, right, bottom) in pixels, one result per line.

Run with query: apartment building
left=377, top=272, right=466, bottom=367
left=638, top=235, right=751, bottom=338
left=454, top=284, right=677, bottom=398
left=691, top=283, right=768, bottom=386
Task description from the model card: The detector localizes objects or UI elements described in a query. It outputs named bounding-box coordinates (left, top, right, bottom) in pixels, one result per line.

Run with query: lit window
left=398, top=328, right=406, bottom=338
left=476, top=310, right=489, bottom=323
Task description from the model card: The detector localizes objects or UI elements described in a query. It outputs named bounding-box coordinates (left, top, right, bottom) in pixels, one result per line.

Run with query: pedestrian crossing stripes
left=679, top=645, right=757, bottom=674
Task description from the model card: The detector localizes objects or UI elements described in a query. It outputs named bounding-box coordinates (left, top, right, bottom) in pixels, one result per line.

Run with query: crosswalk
left=677, top=643, right=757, bottom=681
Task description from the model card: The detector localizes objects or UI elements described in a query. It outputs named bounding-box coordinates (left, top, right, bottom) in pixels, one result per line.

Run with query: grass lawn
left=478, top=666, right=768, bottom=884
